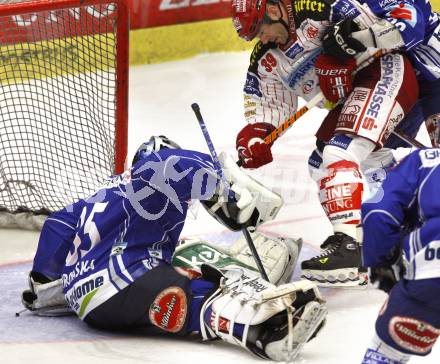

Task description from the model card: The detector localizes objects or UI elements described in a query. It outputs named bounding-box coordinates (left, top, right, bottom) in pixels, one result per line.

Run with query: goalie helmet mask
left=132, top=135, right=181, bottom=165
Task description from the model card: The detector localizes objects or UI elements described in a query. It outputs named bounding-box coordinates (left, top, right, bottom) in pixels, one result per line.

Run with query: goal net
left=0, top=0, right=129, bottom=229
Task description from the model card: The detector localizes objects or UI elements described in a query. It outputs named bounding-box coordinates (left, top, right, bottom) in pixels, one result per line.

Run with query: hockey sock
left=319, top=160, right=363, bottom=239
left=202, top=305, right=245, bottom=339
left=361, top=333, right=412, bottom=364
left=361, top=348, right=409, bottom=364
left=187, top=279, right=248, bottom=339
left=186, top=279, right=216, bottom=333
left=188, top=278, right=246, bottom=338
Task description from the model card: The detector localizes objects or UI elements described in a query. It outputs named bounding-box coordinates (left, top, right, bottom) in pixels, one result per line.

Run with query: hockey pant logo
left=389, top=316, right=440, bottom=354
left=149, top=286, right=188, bottom=333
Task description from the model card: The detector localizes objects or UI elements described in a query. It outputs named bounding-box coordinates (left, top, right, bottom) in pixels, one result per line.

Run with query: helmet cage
left=132, top=135, right=180, bottom=165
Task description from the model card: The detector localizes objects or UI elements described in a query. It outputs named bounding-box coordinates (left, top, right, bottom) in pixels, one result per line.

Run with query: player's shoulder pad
left=249, top=41, right=277, bottom=74
left=418, top=148, right=440, bottom=168
left=291, top=0, right=333, bottom=24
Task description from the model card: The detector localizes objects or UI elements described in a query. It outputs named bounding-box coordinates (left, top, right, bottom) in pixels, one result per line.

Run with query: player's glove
left=315, top=54, right=357, bottom=104
left=322, top=18, right=366, bottom=60
left=368, top=247, right=406, bottom=293
left=236, top=122, right=276, bottom=169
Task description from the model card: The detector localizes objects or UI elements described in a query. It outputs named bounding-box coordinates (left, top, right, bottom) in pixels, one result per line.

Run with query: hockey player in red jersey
left=230, top=0, right=440, bottom=287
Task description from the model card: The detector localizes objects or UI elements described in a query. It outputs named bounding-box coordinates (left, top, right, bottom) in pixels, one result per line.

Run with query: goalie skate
left=264, top=299, right=327, bottom=361
left=21, top=272, right=73, bottom=316
left=301, top=233, right=368, bottom=288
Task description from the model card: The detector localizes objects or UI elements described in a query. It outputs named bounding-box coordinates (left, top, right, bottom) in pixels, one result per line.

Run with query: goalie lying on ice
left=21, top=135, right=327, bottom=361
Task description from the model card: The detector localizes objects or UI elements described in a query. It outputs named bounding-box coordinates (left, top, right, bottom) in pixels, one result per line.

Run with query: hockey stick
left=191, top=103, right=270, bottom=281
left=262, top=50, right=389, bottom=145
left=244, top=92, right=425, bottom=150
left=391, top=129, right=426, bottom=148
left=263, top=90, right=426, bottom=148
left=264, top=91, right=325, bottom=144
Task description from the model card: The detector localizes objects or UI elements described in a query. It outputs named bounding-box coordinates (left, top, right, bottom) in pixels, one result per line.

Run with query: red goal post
left=0, top=0, right=129, bottom=229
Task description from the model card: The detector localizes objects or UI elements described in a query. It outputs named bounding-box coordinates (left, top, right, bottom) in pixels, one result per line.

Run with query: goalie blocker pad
left=202, top=199, right=259, bottom=231
left=172, top=231, right=302, bottom=285
left=202, top=153, right=283, bottom=231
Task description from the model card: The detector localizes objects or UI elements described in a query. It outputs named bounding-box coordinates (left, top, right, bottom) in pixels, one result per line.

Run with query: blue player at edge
left=21, top=135, right=327, bottom=361
left=361, top=148, right=440, bottom=363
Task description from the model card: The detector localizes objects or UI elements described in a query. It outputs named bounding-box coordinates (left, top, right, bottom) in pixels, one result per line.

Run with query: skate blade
left=301, top=269, right=368, bottom=289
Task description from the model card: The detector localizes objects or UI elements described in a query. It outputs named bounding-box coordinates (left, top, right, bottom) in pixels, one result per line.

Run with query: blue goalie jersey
left=32, top=149, right=219, bottom=319
left=362, top=148, right=440, bottom=281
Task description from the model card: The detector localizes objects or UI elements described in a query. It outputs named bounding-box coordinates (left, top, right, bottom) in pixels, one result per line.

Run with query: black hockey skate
left=300, top=233, right=368, bottom=288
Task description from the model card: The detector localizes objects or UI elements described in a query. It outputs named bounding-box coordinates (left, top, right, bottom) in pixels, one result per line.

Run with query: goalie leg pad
left=172, top=238, right=258, bottom=279
left=173, top=232, right=302, bottom=285
left=228, top=231, right=302, bottom=285
left=265, top=300, right=327, bottom=361
left=200, top=265, right=327, bottom=361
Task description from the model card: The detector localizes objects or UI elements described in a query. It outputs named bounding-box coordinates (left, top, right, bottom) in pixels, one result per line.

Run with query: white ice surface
left=1, top=52, right=437, bottom=364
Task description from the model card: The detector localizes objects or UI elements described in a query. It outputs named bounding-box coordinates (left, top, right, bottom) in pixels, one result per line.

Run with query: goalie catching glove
left=202, top=152, right=283, bottom=231
left=199, top=264, right=327, bottom=361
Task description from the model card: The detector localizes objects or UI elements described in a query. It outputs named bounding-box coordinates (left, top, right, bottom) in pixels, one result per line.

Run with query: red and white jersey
left=241, top=0, right=386, bottom=129
left=243, top=23, right=326, bottom=128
